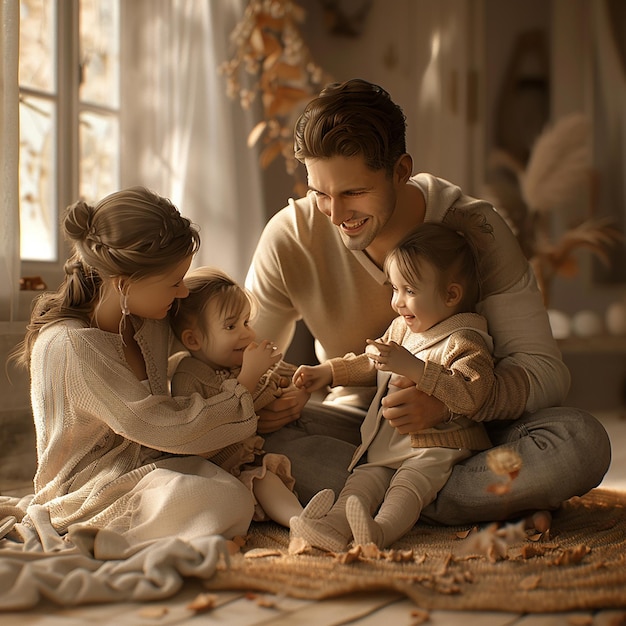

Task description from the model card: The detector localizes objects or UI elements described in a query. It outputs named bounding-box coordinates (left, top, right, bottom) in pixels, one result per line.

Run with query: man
left=245, top=78, right=610, bottom=526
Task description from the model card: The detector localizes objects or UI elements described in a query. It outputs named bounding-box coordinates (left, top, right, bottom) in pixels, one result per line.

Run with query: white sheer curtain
left=0, top=0, right=20, bottom=321
left=120, top=0, right=265, bottom=283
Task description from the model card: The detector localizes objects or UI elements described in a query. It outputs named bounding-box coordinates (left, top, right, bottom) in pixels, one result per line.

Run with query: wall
left=0, top=324, right=36, bottom=492
left=261, top=0, right=626, bottom=408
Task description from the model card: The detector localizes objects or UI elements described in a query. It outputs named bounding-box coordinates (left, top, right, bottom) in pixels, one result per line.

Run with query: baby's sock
left=346, top=495, right=384, bottom=547
left=289, top=489, right=351, bottom=552
left=300, top=489, right=335, bottom=519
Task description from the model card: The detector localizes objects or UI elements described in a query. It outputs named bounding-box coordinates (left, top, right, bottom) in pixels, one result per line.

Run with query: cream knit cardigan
left=29, top=316, right=258, bottom=532
left=326, top=313, right=518, bottom=470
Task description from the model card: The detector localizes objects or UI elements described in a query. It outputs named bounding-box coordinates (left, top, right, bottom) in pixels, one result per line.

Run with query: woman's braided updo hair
left=13, top=187, right=200, bottom=367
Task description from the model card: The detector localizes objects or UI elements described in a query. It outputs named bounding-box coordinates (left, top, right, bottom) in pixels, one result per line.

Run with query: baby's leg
left=347, top=483, right=421, bottom=548
left=348, top=450, right=470, bottom=548
left=253, top=471, right=303, bottom=527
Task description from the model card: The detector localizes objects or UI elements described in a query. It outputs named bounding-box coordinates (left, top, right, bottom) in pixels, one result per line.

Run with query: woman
left=12, top=186, right=255, bottom=546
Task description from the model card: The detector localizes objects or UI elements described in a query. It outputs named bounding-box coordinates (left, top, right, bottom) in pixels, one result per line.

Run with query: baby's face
left=197, top=301, right=256, bottom=370
left=387, top=259, right=451, bottom=333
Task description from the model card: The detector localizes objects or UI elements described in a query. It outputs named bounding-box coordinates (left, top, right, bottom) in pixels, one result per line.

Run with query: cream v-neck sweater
left=246, top=173, right=570, bottom=416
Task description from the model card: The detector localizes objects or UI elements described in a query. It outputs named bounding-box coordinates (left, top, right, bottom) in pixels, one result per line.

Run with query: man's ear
left=180, top=328, right=202, bottom=352
left=446, top=283, right=463, bottom=308
left=394, top=153, right=413, bottom=184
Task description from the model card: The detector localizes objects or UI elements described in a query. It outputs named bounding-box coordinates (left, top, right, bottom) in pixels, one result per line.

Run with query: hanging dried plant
left=220, top=0, right=330, bottom=191
left=483, top=114, right=624, bottom=307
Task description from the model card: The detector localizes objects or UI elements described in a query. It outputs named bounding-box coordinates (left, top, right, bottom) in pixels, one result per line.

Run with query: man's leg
left=262, top=401, right=364, bottom=503
left=421, top=407, right=611, bottom=526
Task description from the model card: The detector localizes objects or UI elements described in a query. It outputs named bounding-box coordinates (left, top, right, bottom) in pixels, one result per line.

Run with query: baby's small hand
left=292, top=363, right=332, bottom=392
left=243, top=339, right=282, bottom=377
left=366, top=339, right=417, bottom=376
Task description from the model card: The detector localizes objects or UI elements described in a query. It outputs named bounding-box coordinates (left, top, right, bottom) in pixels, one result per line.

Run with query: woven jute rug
left=205, top=488, right=626, bottom=612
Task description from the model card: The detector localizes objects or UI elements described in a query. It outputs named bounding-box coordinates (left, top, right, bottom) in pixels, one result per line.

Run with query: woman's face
left=126, top=256, right=192, bottom=320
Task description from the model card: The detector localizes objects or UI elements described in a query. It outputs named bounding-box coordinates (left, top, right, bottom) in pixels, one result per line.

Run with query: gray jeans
left=262, top=401, right=612, bottom=526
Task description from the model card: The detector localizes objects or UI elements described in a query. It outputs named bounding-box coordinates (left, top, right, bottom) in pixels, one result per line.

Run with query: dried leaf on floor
left=519, top=574, right=541, bottom=590
left=385, top=548, right=414, bottom=562
left=244, top=547, right=283, bottom=558
left=137, top=606, right=169, bottom=618
left=552, top=544, right=590, bottom=565
left=334, top=545, right=362, bottom=564
left=410, top=608, right=430, bottom=624
left=288, top=535, right=311, bottom=555
left=454, top=520, right=526, bottom=562
left=186, top=592, right=218, bottom=613
left=455, top=527, right=477, bottom=539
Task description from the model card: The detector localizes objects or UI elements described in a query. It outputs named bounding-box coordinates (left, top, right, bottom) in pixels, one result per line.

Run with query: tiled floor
left=1, top=410, right=625, bottom=625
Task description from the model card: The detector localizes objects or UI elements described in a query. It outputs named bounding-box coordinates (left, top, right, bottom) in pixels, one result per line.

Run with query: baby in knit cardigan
left=170, top=266, right=303, bottom=527
left=290, top=211, right=497, bottom=550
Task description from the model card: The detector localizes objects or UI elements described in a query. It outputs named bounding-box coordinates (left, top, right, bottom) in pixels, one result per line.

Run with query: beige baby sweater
left=328, top=313, right=504, bottom=462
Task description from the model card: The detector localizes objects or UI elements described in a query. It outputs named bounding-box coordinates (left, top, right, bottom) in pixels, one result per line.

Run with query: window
left=18, top=0, right=120, bottom=280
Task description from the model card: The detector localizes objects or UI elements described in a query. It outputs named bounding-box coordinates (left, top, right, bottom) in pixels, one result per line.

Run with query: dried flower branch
left=220, top=0, right=330, bottom=190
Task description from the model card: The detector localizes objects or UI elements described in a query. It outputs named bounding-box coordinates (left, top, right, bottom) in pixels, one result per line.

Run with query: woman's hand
left=256, top=383, right=309, bottom=434
left=380, top=375, right=447, bottom=434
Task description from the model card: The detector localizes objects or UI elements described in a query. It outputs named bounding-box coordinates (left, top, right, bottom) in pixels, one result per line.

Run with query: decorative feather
left=520, top=114, right=591, bottom=214
left=531, top=218, right=624, bottom=306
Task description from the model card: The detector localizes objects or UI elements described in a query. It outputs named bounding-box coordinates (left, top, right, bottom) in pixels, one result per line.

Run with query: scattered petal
left=487, top=447, right=523, bottom=476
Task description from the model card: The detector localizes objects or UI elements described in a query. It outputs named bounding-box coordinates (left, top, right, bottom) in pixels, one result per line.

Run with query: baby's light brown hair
left=384, top=209, right=494, bottom=313
left=170, top=267, right=256, bottom=342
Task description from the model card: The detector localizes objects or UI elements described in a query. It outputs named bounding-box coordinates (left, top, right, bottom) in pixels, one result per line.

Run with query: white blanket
left=0, top=494, right=229, bottom=611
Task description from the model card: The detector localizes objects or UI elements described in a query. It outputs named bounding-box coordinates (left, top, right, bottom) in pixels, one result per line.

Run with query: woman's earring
left=118, top=281, right=130, bottom=344
left=118, top=282, right=130, bottom=317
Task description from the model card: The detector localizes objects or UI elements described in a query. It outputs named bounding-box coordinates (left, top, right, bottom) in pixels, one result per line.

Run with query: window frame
left=18, top=0, right=120, bottom=316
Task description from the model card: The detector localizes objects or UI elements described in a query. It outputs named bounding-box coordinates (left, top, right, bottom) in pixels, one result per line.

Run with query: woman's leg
left=117, top=456, right=255, bottom=544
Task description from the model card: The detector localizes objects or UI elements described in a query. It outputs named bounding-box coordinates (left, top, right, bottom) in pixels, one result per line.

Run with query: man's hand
left=256, top=383, right=310, bottom=434
left=380, top=375, right=447, bottom=434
